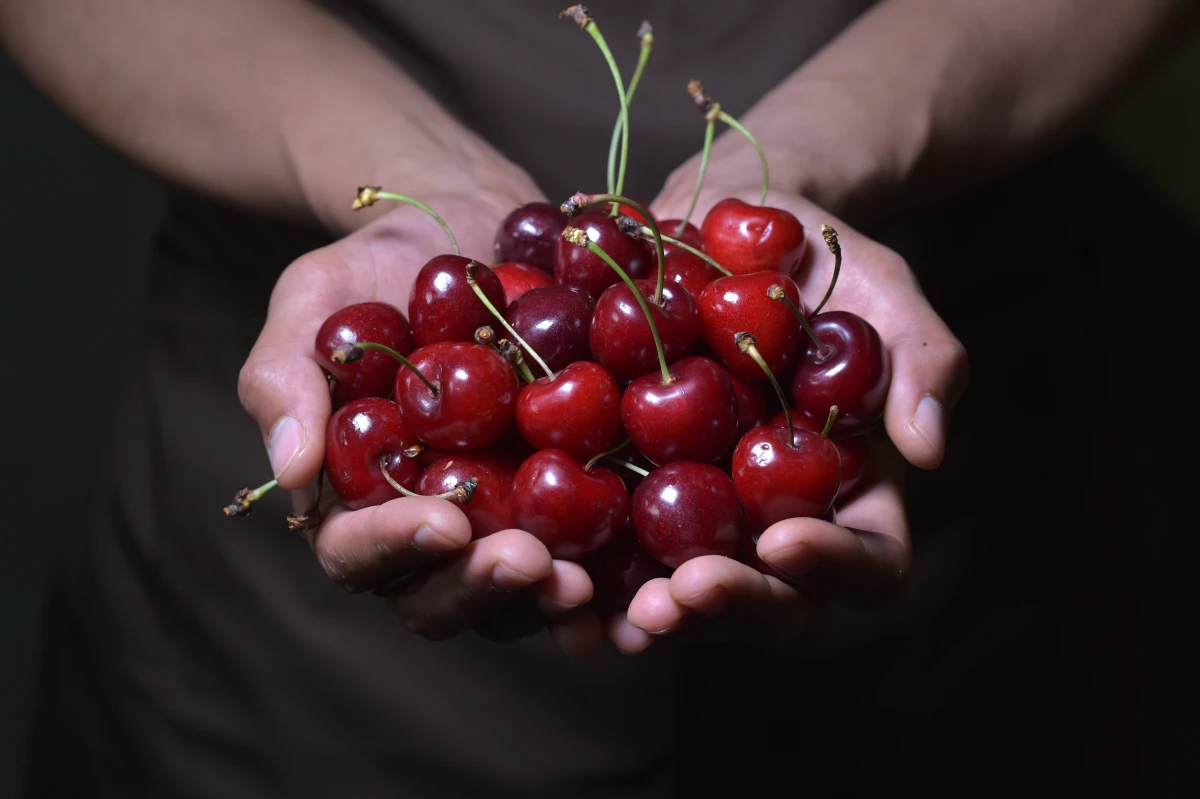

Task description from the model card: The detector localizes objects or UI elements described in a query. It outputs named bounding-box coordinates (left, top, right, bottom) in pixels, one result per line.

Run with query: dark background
left=2, top=25, right=1198, bottom=799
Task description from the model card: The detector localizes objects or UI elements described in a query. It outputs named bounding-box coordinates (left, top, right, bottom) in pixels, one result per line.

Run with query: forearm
left=0, top=0, right=516, bottom=233
left=736, top=0, right=1194, bottom=220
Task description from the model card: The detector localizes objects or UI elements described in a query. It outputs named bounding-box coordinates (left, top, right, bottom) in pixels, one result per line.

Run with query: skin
left=2, top=0, right=1189, bottom=658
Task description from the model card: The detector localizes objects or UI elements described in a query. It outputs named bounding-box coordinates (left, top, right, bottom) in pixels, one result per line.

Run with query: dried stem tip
left=616, top=214, right=642, bottom=237
left=637, top=20, right=654, bottom=42
left=734, top=332, right=758, bottom=353
left=766, top=285, right=788, bottom=302
left=330, top=342, right=363, bottom=364
left=562, top=226, right=590, bottom=247
left=559, top=4, right=591, bottom=28
left=453, top=477, right=480, bottom=505
left=821, top=224, right=840, bottom=254
left=687, top=80, right=720, bottom=121
left=560, top=192, right=589, bottom=217
left=224, top=488, right=255, bottom=517
left=474, top=326, right=495, bottom=346
left=402, top=443, right=425, bottom=459
left=351, top=186, right=381, bottom=210
left=287, top=513, right=319, bottom=533
left=497, top=339, right=521, bottom=363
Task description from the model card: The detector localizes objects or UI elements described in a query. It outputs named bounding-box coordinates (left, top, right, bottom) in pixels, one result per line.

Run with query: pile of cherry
left=236, top=183, right=889, bottom=611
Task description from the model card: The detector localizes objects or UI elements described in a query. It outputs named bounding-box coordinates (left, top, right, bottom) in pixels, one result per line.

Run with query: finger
left=472, top=560, right=594, bottom=642
left=667, top=556, right=820, bottom=636
left=311, top=496, right=473, bottom=593
left=549, top=609, right=606, bottom=658
left=606, top=613, right=657, bottom=655
left=626, top=577, right=688, bottom=636
left=390, top=529, right=553, bottom=641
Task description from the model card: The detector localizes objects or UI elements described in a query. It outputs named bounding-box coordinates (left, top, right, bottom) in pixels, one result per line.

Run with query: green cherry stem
left=677, top=116, right=715, bottom=234
left=686, top=80, right=768, bottom=205
left=562, top=6, right=630, bottom=200
left=465, top=262, right=554, bottom=380
left=331, top=340, right=438, bottom=394
left=820, top=406, right=841, bottom=438
left=605, top=457, right=650, bottom=478
left=735, top=332, right=794, bottom=447
left=811, top=224, right=841, bottom=316
left=766, top=284, right=834, bottom=361
left=629, top=223, right=732, bottom=276
left=583, top=437, right=632, bottom=472
left=223, top=479, right=278, bottom=517
left=351, top=187, right=460, bottom=256
left=563, top=192, right=665, bottom=302
left=564, top=226, right=671, bottom=384
left=379, top=454, right=479, bottom=503
left=476, top=327, right=535, bottom=384
left=607, top=21, right=653, bottom=195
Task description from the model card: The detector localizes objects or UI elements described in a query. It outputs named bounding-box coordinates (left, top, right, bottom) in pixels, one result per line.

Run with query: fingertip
left=626, top=577, right=686, bottom=635
left=606, top=614, right=657, bottom=655
left=487, top=529, right=555, bottom=587
left=536, top=560, right=594, bottom=615
left=549, top=609, right=605, bottom=659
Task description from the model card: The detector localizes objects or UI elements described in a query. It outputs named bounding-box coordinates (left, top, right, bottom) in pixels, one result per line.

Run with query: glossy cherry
left=515, top=361, right=623, bottom=461
left=697, top=272, right=804, bottom=382
left=504, top=284, right=594, bottom=373
left=493, top=202, right=565, bottom=273
left=324, top=398, right=421, bottom=510
left=510, top=449, right=629, bottom=559
left=582, top=528, right=672, bottom=615
left=315, top=302, right=413, bottom=407
left=769, top=409, right=870, bottom=500
left=663, top=249, right=722, bottom=298
left=589, top=279, right=700, bottom=384
left=659, top=219, right=702, bottom=254
left=553, top=209, right=655, bottom=299
left=632, top=462, right=743, bottom=568
left=699, top=198, right=806, bottom=276
left=492, top=262, right=552, bottom=305
left=732, top=424, right=841, bottom=528
left=408, top=255, right=506, bottom=348
left=791, top=311, right=890, bottom=435
left=417, top=453, right=517, bottom=539
left=621, top=356, right=739, bottom=465
left=393, top=342, right=518, bottom=450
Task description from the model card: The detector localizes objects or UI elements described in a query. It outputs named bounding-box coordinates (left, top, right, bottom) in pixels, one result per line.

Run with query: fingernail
left=412, top=524, right=459, bottom=554
left=537, top=593, right=582, bottom=616
left=491, top=562, right=535, bottom=590
left=912, top=395, right=945, bottom=456
left=763, top=542, right=816, bottom=576
left=268, top=416, right=304, bottom=480
left=685, top=586, right=729, bottom=614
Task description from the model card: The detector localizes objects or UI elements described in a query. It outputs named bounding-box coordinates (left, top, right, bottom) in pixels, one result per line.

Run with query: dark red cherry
left=394, top=342, right=518, bottom=450
left=768, top=410, right=870, bottom=499
left=617, top=202, right=655, bottom=226
left=791, top=311, right=890, bottom=435
left=589, top=279, right=700, bottom=384
left=608, top=447, right=657, bottom=494
left=632, top=462, right=742, bottom=568
left=621, top=356, right=739, bottom=465
left=515, top=361, right=622, bottom=461
left=493, top=262, right=551, bottom=305
left=493, top=202, right=565, bottom=273
left=663, top=249, right=722, bottom=298
left=553, top=210, right=655, bottom=298
left=315, top=302, right=413, bottom=406
left=697, top=272, right=804, bottom=382
left=408, top=255, right=506, bottom=348
left=659, top=219, right=702, bottom=253
left=728, top=371, right=771, bottom=438
left=510, top=449, right=629, bottom=559
left=417, top=453, right=517, bottom=539
left=582, top=528, right=672, bottom=615
left=732, top=425, right=841, bottom=528
left=504, top=284, right=594, bottom=373
left=699, top=198, right=806, bottom=276
left=325, top=398, right=421, bottom=510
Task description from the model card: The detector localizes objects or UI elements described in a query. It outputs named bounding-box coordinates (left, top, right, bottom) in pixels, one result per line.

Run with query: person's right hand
left=237, top=177, right=605, bottom=657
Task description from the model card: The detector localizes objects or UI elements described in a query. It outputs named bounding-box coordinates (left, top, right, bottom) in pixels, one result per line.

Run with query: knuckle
left=236, top=357, right=282, bottom=415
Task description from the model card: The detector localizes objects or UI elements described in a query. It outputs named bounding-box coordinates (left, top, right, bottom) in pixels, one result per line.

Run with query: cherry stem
left=564, top=193, right=665, bottom=302
left=476, top=327, right=535, bottom=383
left=223, top=479, right=277, bottom=517
left=677, top=117, right=715, bottom=233
left=812, top=225, right=841, bottom=316
left=583, top=438, right=632, bottom=472
left=562, top=6, right=630, bottom=200
left=379, top=454, right=479, bottom=504
left=820, top=406, right=840, bottom=438
left=350, top=187, right=460, bottom=256
left=606, top=457, right=650, bottom=478
left=607, top=21, right=653, bottom=195
left=333, top=340, right=438, bottom=394
left=717, top=112, right=769, bottom=205
left=464, top=262, right=554, bottom=380
left=767, top=285, right=833, bottom=360
left=564, top=227, right=672, bottom=384
left=632, top=223, right=732, bottom=276
left=735, top=332, right=794, bottom=446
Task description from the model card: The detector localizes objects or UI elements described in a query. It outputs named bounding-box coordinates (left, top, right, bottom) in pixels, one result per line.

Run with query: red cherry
left=658, top=219, right=702, bottom=254
left=492, top=262, right=552, bottom=305
left=408, top=255, right=506, bottom=348
left=553, top=210, right=655, bottom=299
left=589, top=279, right=700, bottom=384
left=632, top=462, right=743, bottom=568
left=582, top=526, right=672, bottom=615
left=769, top=410, right=870, bottom=500
left=515, top=361, right=623, bottom=461
left=791, top=311, right=890, bottom=435
left=493, top=202, right=565, bottom=273
left=504, top=284, right=595, bottom=373
left=608, top=447, right=657, bottom=494
left=728, top=371, right=771, bottom=438
left=621, top=356, right=739, bottom=465
left=663, top=249, right=722, bottom=298
left=510, top=449, right=629, bottom=559
left=417, top=453, right=517, bottom=539
left=394, top=342, right=518, bottom=450
left=731, top=425, right=841, bottom=528
left=315, top=302, right=413, bottom=407
left=617, top=202, right=655, bottom=225
left=699, top=198, right=806, bottom=276
left=697, top=272, right=804, bottom=382
left=325, top=398, right=421, bottom=510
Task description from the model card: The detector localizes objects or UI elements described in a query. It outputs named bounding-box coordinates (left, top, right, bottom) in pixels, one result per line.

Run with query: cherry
left=790, top=311, right=890, bottom=435
left=504, top=284, right=595, bottom=373
left=315, top=302, right=413, bottom=406
left=515, top=361, right=622, bottom=461
left=699, top=198, right=806, bottom=276
left=408, top=255, right=506, bottom=348
left=417, top=453, right=517, bottom=539
left=697, top=272, right=804, bottom=382
left=510, top=449, right=629, bottom=559
left=553, top=210, right=654, bottom=298
left=582, top=526, right=671, bottom=615
left=617, top=202, right=655, bottom=225
left=769, top=410, right=869, bottom=499
left=607, top=447, right=657, bottom=494
left=659, top=219, right=701, bottom=254
left=493, top=202, right=565, bottom=273
left=493, top=262, right=552, bottom=305
left=632, top=462, right=743, bottom=568
left=621, top=356, right=739, bottom=465
left=728, top=371, right=771, bottom=438
left=663, top=249, right=722, bottom=299
left=324, top=398, right=421, bottom=511
left=393, top=341, right=518, bottom=450
left=731, top=424, right=841, bottom=528
left=589, top=279, right=700, bottom=384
